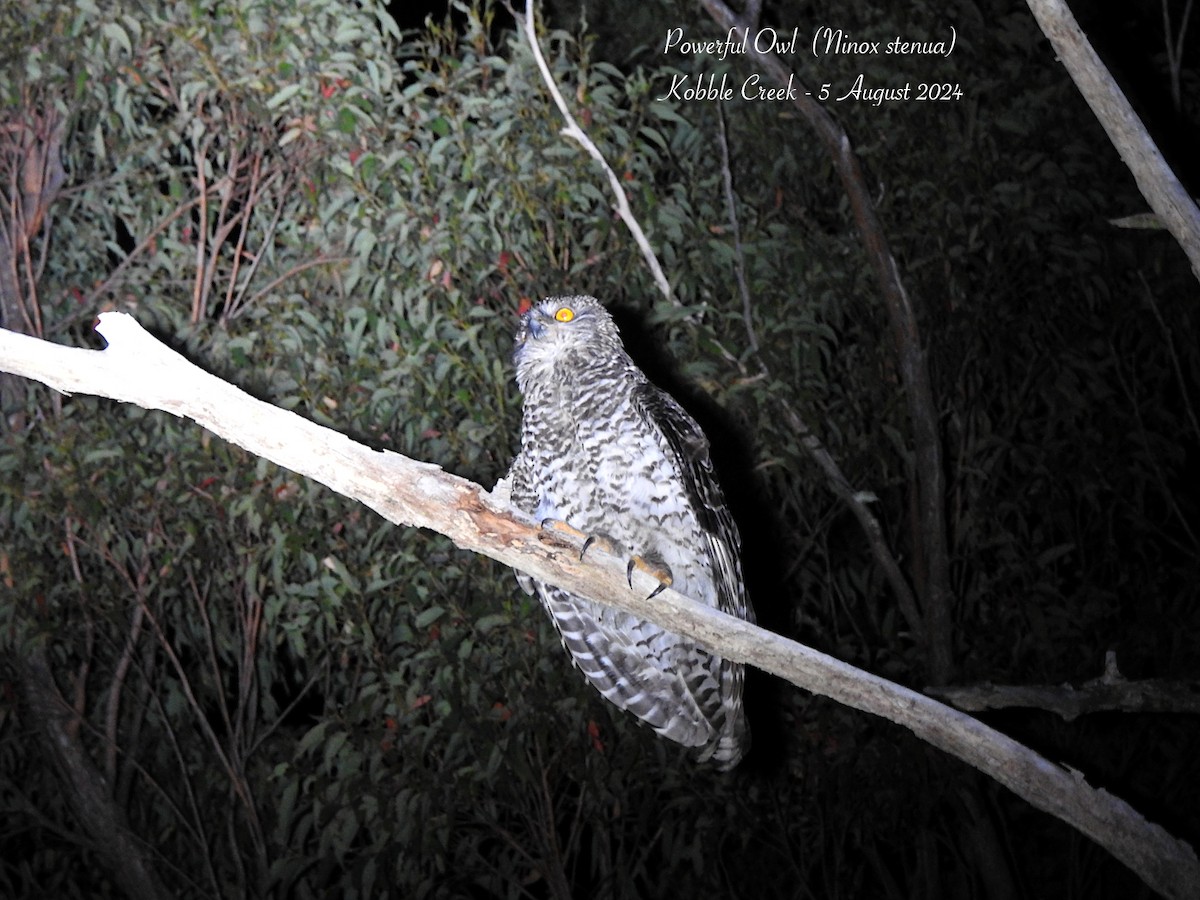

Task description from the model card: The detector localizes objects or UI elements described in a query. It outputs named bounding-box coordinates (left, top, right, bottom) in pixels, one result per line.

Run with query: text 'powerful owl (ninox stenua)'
left=505, top=295, right=754, bottom=770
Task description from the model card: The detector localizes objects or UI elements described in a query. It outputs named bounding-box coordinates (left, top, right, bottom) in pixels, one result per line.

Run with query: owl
left=504, top=295, right=753, bottom=770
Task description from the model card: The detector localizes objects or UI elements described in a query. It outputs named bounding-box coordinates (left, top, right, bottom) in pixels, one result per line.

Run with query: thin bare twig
left=1162, top=0, right=1195, bottom=114
left=698, top=0, right=954, bottom=682
left=518, top=0, right=676, bottom=305
left=781, top=404, right=925, bottom=641
left=742, top=0, right=763, bottom=30
left=105, top=593, right=147, bottom=783
left=1139, top=272, right=1200, bottom=445
left=82, top=195, right=205, bottom=308
left=1109, top=336, right=1200, bottom=553
left=190, top=133, right=212, bottom=323
left=715, top=102, right=758, bottom=355
left=223, top=164, right=297, bottom=323
left=242, top=255, right=351, bottom=311
left=221, top=149, right=264, bottom=322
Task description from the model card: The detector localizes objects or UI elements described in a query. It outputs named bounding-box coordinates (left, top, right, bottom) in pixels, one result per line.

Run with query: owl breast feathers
left=504, top=295, right=754, bottom=770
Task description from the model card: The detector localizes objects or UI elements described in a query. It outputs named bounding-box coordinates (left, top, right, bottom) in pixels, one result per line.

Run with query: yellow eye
left=554, top=307, right=575, bottom=323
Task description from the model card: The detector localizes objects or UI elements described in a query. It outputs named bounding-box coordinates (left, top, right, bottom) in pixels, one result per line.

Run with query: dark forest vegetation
left=1, top=0, right=1198, bottom=897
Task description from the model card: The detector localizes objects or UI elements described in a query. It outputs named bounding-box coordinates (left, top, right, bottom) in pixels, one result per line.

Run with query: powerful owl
left=504, top=295, right=754, bottom=769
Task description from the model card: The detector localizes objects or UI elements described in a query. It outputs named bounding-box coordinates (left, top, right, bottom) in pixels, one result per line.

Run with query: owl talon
left=627, top=555, right=673, bottom=600
left=580, top=532, right=621, bottom=561
left=537, top=518, right=589, bottom=552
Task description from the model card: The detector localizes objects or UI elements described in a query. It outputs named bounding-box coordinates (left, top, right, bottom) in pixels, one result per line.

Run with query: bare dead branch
left=1025, top=0, right=1200, bottom=281
left=1, top=314, right=1197, bottom=899
left=930, top=651, right=1200, bottom=720
left=715, top=102, right=758, bottom=355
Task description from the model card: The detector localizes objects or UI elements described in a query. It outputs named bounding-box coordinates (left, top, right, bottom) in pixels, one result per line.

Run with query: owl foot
left=540, top=519, right=672, bottom=599
left=578, top=531, right=673, bottom=600
left=538, top=519, right=616, bottom=561
left=626, top=554, right=674, bottom=600
left=538, top=518, right=592, bottom=553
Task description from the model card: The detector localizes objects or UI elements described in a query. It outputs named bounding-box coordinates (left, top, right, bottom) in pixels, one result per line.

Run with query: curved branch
left=519, top=0, right=676, bottom=305
left=696, top=0, right=954, bottom=684
left=0, top=314, right=1196, bottom=899
left=780, top=404, right=925, bottom=641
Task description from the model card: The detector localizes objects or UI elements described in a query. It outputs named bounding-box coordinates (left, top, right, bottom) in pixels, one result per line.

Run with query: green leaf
left=475, top=619, right=508, bottom=638
left=414, top=606, right=445, bottom=628
left=267, top=82, right=303, bottom=110
left=335, top=106, right=357, bottom=134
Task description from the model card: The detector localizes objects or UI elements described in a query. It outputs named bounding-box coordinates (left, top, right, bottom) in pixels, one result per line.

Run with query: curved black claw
left=580, top=531, right=621, bottom=562
left=627, top=555, right=673, bottom=600
left=538, top=518, right=588, bottom=552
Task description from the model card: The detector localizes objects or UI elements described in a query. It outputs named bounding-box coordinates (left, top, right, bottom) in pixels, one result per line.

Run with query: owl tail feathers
left=598, top=661, right=750, bottom=770
left=694, top=715, right=750, bottom=770
left=639, top=703, right=748, bottom=771
left=660, top=664, right=749, bottom=771
left=630, top=651, right=749, bottom=771
left=692, top=657, right=750, bottom=771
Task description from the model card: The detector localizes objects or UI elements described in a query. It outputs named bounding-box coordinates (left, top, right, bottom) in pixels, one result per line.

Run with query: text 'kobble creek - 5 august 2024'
left=658, top=25, right=963, bottom=107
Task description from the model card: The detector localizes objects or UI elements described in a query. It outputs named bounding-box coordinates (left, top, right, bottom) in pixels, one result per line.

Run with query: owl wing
left=631, top=381, right=753, bottom=624
left=537, top=585, right=720, bottom=749
left=631, top=381, right=753, bottom=768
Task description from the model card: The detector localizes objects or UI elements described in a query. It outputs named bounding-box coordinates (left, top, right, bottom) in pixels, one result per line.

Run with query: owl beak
left=516, top=310, right=547, bottom=347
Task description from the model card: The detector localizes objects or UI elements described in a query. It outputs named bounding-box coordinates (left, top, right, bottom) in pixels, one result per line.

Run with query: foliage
left=1, top=0, right=1198, bottom=897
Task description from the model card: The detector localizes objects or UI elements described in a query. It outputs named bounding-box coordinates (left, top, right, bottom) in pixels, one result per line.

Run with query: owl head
left=513, top=295, right=626, bottom=391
